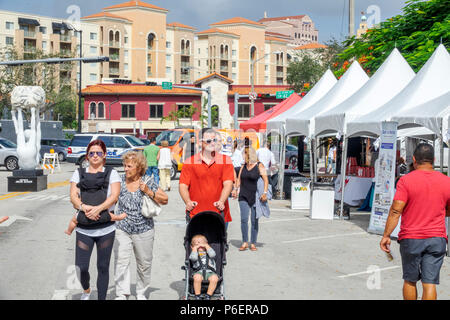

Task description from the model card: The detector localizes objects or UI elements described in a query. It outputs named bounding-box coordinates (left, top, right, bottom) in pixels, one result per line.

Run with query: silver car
left=0, top=138, right=19, bottom=170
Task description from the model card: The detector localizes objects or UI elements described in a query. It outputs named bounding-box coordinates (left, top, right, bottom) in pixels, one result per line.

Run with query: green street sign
left=276, top=90, right=294, bottom=99
left=162, top=82, right=173, bottom=90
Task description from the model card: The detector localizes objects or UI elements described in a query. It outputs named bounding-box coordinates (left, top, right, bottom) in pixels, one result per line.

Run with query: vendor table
left=334, top=175, right=373, bottom=206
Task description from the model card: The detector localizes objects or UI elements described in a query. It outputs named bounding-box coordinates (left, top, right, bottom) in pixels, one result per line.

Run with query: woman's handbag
left=141, top=176, right=161, bottom=218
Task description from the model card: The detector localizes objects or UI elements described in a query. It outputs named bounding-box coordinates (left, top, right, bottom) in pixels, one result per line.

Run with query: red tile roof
left=228, top=85, right=292, bottom=96
left=293, top=43, right=328, bottom=50
left=210, top=17, right=264, bottom=27
left=82, top=84, right=201, bottom=95
left=81, top=12, right=132, bottom=22
left=103, top=1, right=168, bottom=12
left=196, top=28, right=240, bottom=37
left=167, top=22, right=196, bottom=30
left=194, top=72, right=233, bottom=85
left=259, top=15, right=306, bottom=23
left=265, top=36, right=289, bottom=43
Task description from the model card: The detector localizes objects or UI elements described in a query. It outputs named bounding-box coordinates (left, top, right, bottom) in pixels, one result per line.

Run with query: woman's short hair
left=161, top=140, right=169, bottom=147
left=86, top=139, right=107, bottom=164
left=122, top=150, right=147, bottom=176
left=244, top=147, right=257, bottom=164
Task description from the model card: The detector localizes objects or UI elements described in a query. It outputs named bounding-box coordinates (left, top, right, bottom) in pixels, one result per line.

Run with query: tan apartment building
left=259, top=14, right=319, bottom=47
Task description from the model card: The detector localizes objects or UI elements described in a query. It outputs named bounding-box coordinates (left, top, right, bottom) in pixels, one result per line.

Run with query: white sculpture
left=11, top=86, right=45, bottom=170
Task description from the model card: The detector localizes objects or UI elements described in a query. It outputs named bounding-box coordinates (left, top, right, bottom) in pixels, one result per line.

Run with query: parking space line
left=0, top=192, right=30, bottom=201
left=338, top=266, right=401, bottom=278
left=282, top=232, right=367, bottom=243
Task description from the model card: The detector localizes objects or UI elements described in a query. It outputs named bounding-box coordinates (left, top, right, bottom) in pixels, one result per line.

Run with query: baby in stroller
left=190, top=234, right=219, bottom=300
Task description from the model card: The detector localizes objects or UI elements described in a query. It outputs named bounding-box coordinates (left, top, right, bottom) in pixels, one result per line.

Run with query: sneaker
left=195, top=295, right=202, bottom=300
left=80, top=291, right=91, bottom=300
left=114, top=295, right=128, bottom=300
left=136, top=294, right=147, bottom=300
left=204, top=294, right=211, bottom=300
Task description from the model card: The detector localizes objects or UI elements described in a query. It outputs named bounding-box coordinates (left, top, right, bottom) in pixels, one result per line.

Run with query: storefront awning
left=19, top=18, right=40, bottom=26
left=52, top=22, right=72, bottom=31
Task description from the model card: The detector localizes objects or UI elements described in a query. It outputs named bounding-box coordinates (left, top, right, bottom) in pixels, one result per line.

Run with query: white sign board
left=367, top=121, right=400, bottom=237
left=249, top=92, right=257, bottom=100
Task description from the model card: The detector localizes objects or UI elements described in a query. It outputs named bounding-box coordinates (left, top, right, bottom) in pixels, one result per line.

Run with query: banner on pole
left=367, top=121, right=400, bottom=237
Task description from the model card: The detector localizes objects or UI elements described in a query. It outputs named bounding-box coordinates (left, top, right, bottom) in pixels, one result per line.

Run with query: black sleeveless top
left=238, top=162, right=261, bottom=207
left=76, top=167, right=114, bottom=229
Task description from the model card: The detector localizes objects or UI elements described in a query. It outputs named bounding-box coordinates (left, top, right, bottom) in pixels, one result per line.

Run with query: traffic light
left=145, top=81, right=158, bottom=86
left=257, top=93, right=272, bottom=99
left=113, top=79, right=132, bottom=84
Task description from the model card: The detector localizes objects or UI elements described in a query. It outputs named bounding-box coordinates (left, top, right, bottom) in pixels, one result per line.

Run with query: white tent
left=313, top=48, right=415, bottom=137
left=266, top=69, right=337, bottom=135
left=285, top=61, right=369, bottom=137
left=346, top=44, right=450, bottom=138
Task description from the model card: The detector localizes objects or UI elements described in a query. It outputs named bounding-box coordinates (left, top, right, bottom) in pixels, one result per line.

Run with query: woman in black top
left=233, top=147, right=268, bottom=251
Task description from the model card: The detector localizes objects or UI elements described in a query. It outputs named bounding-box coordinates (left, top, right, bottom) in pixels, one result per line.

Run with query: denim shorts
left=399, top=237, right=447, bottom=284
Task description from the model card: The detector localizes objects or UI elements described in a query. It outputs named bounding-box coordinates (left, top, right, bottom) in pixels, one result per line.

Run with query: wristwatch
left=79, top=203, right=83, bottom=211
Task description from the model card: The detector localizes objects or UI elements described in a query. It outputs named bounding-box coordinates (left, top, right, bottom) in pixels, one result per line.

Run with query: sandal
left=239, top=242, right=248, bottom=251
left=250, top=244, right=257, bottom=251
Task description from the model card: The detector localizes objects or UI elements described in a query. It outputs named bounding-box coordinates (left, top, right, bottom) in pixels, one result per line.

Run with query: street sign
left=249, top=92, right=257, bottom=100
left=276, top=90, right=294, bottom=99
left=162, top=82, right=173, bottom=90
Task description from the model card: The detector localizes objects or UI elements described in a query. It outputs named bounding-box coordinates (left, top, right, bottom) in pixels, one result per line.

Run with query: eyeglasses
left=88, top=151, right=104, bottom=157
left=202, top=138, right=217, bottom=144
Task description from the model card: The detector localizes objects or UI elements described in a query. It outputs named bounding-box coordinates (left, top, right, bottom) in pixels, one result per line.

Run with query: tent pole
left=339, top=136, right=348, bottom=220
left=440, top=119, right=444, bottom=173
left=277, top=132, right=286, bottom=200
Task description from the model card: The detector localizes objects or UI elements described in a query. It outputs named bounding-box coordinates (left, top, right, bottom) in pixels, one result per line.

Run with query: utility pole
left=349, top=0, right=355, bottom=37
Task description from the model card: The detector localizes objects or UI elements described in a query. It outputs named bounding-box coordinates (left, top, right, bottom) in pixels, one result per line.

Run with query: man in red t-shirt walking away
left=380, top=143, right=450, bottom=300
left=179, top=128, right=234, bottom=228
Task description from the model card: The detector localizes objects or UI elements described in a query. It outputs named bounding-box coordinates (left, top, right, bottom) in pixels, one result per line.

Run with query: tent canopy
left=285, top=61, right=369, bottom=137
left=313, top=48, right=415, bottom=137
left=392, top=91, right=450, bottom=137
left=239, top=93, right=301, bottom=131
left=266, top=69, right=337, bottom=135
left=346, top=44, right=450, bottom=138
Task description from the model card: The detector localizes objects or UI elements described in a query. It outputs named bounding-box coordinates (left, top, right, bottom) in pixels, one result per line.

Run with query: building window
left=42, top=41, right=47, bottom=50
left=149, top=104, right=163, bottom=118
left=166, top=66, right=171, bottom=75
left=124, top=50, right=129, bottom=59
left=90, top=32, right=97, bottom=40
left=39, top=26, right=47, bottom=34
left=198, top=48, right=200, bottom=54
left=264, top=104, right=276, bottom=111
left=177, top=104, right=191, bottom=118
left=166, top=41, right=171, bottom=49
left=238, top=104, right=250, bottom=118
left=98, top=102, right=105, bottom=118
left=121, top=104, right=135, bottom=118
left=198, top=60, right=200, bottom=67
left=89, top=73, right=97, bottom=82
left=232, top=50, right=236, bottom=57
left=166, top=54, right=171, bottom=63
left=124, top=63, right=129, bottom=74
left=6, top=22, right=14, bottom=30
left=265, top=65, right=268, bottom=71
left=89, top=102, right=96, bottom=119
left=232, top=73, right=237, bottom=80
left=90, top=46, right=96, bottom=54
left=5, top=37, right=13, bottom=45
left=232, top=61, right=236, bottom=68
left=124, top=36, right=128, bottom=44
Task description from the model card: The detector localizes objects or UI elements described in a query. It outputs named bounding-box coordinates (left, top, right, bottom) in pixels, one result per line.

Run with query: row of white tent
left=266, top=44, right=450, bottom=212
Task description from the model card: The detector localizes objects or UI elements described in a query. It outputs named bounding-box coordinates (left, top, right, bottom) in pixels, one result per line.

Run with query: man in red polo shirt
left=179, top=128, right=234, bottom=226
left=380, top=143, right=450, bottom=300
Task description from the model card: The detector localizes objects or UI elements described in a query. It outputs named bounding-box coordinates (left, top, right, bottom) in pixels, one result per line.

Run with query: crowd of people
left=1, top=130, right=448, bottom=301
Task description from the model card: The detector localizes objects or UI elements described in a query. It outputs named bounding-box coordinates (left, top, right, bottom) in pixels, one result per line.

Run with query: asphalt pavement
left=0, top=163, right=449, bottom=300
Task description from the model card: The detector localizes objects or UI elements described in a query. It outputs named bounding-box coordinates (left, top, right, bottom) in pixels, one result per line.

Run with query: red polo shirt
left=179, top=153, right=234, bottom=222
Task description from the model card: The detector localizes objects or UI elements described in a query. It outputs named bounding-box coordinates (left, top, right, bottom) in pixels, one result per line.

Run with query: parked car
left=140, top=138, right=151, bottom=145
left=67, top=133, right=146, bottom=167
left=270, top=144, right=299, bottom=170
left=0, top=138, right=19, bottom=171
left=40, top=139, right=70, bottom=162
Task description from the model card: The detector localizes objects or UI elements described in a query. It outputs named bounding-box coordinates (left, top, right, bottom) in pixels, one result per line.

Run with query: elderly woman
left=69, top=139, right=121, bottom=300
left=233, top=147, right=268, bottom=252
left=114, top=150, right=168, bottom=300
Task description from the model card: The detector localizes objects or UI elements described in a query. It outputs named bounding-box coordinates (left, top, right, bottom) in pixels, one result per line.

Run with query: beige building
left=356, top=14, right=369, bottom=38
left=1, top=1, right=321, bottom=88
left=258, top=14, right=319, bottom=47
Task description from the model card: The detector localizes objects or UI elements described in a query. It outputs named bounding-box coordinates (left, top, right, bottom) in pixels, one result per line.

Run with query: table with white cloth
left=334, top=175, right=373, bottom=206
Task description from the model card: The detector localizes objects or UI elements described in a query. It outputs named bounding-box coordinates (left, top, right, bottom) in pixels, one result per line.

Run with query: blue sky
left=0, top=0, right=407, bottom=42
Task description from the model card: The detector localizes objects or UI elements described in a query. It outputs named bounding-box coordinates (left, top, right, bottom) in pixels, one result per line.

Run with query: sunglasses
left=202, top=138, right=217, bottom=144
left=88, top=151, right=104, bottom=157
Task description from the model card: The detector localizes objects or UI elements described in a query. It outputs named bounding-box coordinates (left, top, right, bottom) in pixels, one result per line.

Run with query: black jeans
left=75, top=231, right=115, bottom=300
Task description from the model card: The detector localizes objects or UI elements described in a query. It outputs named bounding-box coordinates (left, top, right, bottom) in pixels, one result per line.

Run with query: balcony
left=23, top=30, right=36, bottom=38
left=23, top=46, right=36, bottom=53
left=276, top=71, right=284, bottom=77
left=109, top=41, right=120, bottom=48
left=180, top=74, right=190, bottom=81
left=181, top=49, right=190, bottom=56
left=60, top=49, right=72, bottom=56
left=220, top=65, right=228, bottom=72
left=181, top=62, right=190, bottom=68
left=109, top=53, right=120, bottom=61
left=60, top=34, right=72, bottom=42
left=109, top=67, right=120, bottom=75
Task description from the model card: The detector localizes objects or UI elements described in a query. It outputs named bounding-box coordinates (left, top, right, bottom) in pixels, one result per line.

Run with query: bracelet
left=79, top=203, right=83, bottom=211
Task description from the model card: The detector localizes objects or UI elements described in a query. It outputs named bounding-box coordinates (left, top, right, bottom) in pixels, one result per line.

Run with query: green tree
left=160, top=103, right=181, bottom=127
left=338, top=0, right=450, bottom=77
left=0, top=46, right=77, bottom=128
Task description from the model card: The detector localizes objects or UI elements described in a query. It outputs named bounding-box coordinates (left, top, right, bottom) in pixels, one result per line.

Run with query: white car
left=67, top=133, right=146, bottom=167
left=0, top=138, right=19, bottom=171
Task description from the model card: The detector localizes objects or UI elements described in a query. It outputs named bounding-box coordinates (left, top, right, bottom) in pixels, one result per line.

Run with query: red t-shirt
left=179, top=153, right=235, bottom=222
left=393, top=170, right=450, bottom=241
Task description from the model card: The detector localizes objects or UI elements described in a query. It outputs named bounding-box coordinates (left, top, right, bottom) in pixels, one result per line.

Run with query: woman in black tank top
left=234, top=147, right=268, bottom=251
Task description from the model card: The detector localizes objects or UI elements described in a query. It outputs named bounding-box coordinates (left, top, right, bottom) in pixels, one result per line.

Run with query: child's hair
left=191, top=234, right=207, bottom=246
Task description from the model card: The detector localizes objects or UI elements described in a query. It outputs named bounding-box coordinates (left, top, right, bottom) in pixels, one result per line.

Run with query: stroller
left=181, top=210, right=228, bottom=300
